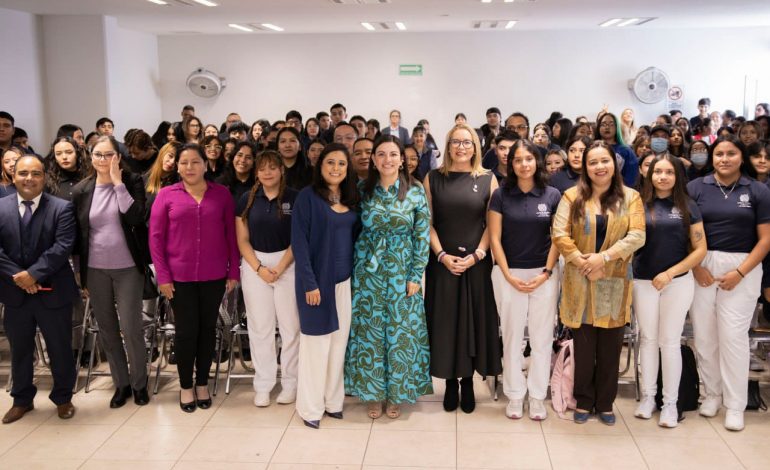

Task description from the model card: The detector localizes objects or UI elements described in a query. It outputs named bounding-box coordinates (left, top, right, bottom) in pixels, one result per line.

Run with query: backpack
left=655, top=344, right=700, bottom=418
left=550, top=338, right=577, bottom=419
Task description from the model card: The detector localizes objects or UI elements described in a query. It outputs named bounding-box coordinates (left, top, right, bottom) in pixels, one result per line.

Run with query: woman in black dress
left=423, top=123, right=501, bottom=414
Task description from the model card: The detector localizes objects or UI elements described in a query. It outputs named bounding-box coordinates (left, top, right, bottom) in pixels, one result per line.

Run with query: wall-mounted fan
left=186, top=68, right=226, bottom=98
left=628, top=67, right=669, bottom=104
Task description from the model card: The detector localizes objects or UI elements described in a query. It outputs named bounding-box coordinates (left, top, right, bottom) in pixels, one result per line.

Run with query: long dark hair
left=594, top=112, right=626, bottom=145
left=708, top=134, right=752, bottom=178
left=362, top=135, right=413, bottom=202
left=312, top=143, right=359, bottom=208
left=504, top=139, right=548, bottom=192
left=641, top=153, right=691, bottom=229
left=669, top=127, right=689, bottom=158
left=45, top=136, right=91, bottom=194
left=219, top=141, right=256, bottom=190
left=553, top=117, right=573, bottom=148
left=569, top=140, right=626, bottom=223
left=240, top=150, right=286, bottom=221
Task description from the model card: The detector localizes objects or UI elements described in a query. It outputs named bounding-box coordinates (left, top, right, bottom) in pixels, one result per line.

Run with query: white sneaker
left=634, top=396, right=656, bottom=419
left=505, top=399, right=524, bottom=419
left=699, top=396, right=721, bottom=417
left=658, top=404, right=679, bottom=428
left=724, top=409, right=745, bottom=431
left=253, top=391, right=270, bottom=407
left=276, top=388, right=296, bottom=404
left=528, top=399, right=547, bottom=421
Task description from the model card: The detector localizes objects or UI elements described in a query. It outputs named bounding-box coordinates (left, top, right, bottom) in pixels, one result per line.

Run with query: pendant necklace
left=715, top=177, right=737, bottom=200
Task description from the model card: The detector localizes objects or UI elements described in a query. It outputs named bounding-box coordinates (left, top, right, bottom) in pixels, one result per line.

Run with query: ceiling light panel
left=228, top=23, right=253, bottom=32
left=473, top=20, right=518, bottom=29
left=147, top=0, right=168, bottom=5
left=191, top=0, right=217, bottom=6
left=600, top=17, right=656, bottom=27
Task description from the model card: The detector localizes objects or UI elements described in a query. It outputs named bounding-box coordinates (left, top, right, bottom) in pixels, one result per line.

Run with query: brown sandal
left=367, top=401, right=383, bottom=419
left=386, top=402, right=401, bottom=419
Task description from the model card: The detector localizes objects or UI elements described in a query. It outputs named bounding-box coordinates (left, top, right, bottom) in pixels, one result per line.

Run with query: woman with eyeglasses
left=201, top=135, right=225, bottom=180
left=345, top=135, right=432, bottom=420
left=552, top=140, right=645, bottom=425
left=687, top=135, right=770, bottom=431
left=595, top=112, right=639, bottom=187
left=182, top=116, right=203, bottom=145
left=550, top=135, right=592, bottom=194
left=71, top=135, right=151, bottom=408
left=149, top=143, right=240, bottom=413
left=423, top=123, right=501, bottom=414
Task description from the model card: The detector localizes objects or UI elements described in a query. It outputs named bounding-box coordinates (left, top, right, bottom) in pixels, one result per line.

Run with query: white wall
left=104, top=16, right=162, bottom=139
left=158, top=27, right=770, bottom=142
left=0, top=7, right=46, bottom=152
left=42, top=15, right=109, bottom=144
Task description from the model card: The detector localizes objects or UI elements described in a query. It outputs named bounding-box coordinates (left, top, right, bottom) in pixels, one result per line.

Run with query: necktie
left=21, top=200, right=33, bottom=227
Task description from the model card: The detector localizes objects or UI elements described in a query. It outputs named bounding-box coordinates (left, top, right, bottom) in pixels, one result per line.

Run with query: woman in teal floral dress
left=345, top=135, right=433, bottom=419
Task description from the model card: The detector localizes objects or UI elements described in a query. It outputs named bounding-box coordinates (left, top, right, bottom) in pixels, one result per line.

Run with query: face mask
left=691, top=152, right=708, bottom=167
left=650, top=137, right=669, bottom=154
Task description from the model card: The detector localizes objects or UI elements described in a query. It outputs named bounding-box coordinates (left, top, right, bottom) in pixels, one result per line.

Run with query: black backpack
left=655, top=344, right=700, bottom=419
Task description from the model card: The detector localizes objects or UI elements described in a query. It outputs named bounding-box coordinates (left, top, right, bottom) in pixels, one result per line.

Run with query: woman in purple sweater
left=149, top=143, right=239, bottom=413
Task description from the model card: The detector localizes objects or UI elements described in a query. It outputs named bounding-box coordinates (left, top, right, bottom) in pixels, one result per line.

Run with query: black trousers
left=169, top=279, right=226, bottom=389
left=3, top=296, right=75, bottom=406
left=572, top=324, right=625, bottom=413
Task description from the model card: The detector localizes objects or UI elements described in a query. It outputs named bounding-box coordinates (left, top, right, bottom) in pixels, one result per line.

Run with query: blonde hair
left=440, top=123, right=487, bottom=177
left=146, top=142, right=178, bottom=194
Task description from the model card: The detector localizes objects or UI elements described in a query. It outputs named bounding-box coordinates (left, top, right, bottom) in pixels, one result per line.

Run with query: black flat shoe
left=303, top=419, right=320, bottom=429
left=179, top=391, right=196, bottom=413
left=443, top=378, right=459, bottom=412
left=110, top=386, right=132, bottom=409
left=133, top=387, right=150, bottom=406
left=460, top=377, right=475, bottom=414
left=325, top=411, right=343, bottom=419
left=195, top=386, right=212, bottom=409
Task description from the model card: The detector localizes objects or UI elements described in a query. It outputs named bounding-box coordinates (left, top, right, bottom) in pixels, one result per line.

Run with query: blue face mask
left=650, top=137, right=669, bottom=154
left=691, top=152, right=708, bottom=167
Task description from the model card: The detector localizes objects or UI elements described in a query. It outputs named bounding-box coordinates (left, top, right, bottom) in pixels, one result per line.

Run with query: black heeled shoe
left=133, top=387, right=150, bottom=406
left=110, top=386, right=133, bottom=409
left=195, top=385, right=212, bottom=409
left=460, top=377, right=475, bottom=414
left=179, top=390, right=196, bottom=413
left=443, top=378, right=459, bottom=412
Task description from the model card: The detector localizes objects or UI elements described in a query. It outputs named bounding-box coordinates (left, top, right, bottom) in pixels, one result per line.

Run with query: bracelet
left=736, top=268, right=745, bottom=278
left=471, top=253, right=480, bottom=263
left=542, top=268, right=553, bottom=278
left=437, top=251, right=446, bottom=263
left=256, top=264, right=263, bottom=272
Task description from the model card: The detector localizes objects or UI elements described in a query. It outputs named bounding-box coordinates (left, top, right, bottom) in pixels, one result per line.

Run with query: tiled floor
left=0, top=370, right=768, bottom=470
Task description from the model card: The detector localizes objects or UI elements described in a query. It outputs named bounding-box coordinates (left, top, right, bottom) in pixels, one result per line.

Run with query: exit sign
left=399, top=64, right=423, bottom=76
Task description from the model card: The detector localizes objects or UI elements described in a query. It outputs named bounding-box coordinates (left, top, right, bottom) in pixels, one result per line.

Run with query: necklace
left=714, top=177, right=737, bottom=200
left=329, top=192, right=340, bottom=205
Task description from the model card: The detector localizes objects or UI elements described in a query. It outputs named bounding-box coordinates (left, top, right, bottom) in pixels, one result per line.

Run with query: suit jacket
left=381, top=126, right=412, bottom=145
left=0, top=192, right=79, bottom=308
left=71, top=172, right=149, bottom=289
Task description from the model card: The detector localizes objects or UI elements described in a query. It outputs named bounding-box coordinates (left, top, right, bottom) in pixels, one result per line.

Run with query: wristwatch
left=542, top=268, right=553, bottom=278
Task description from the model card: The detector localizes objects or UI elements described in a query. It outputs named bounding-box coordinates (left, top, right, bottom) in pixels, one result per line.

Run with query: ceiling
left=1, top=0, right=769, bottom=35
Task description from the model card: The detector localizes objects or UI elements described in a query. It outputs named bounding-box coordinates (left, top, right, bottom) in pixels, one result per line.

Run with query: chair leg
left=73, top=298, right=91, bottom=393
left=213, top=328, right=222, bottom=396
left=153, top=332, right=167, bottom=394
left=633, top=335, right=641, bottom=401
left=224, top=330, right=238, bottom=395
left=85, top=330, right=99, bottom=393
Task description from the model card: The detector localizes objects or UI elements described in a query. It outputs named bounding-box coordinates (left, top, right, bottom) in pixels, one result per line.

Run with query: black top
left=51, top=170, right=82, bottom=202
left=285, top=157, right=312, bottom=190
left=687, top=175, right=770, bottom=253
left=236, top=187, right=298, bottom=253
left=549, top=167, right=580, bottom=194
left=489, top=185, right=561, bottom=269
left=123, top=150, right=157, bottom=175
left=595, top=214, right=607, bottom=253
left=633, top=197, right=702, bottom=280
left=216, top=174, right=255, bottom=204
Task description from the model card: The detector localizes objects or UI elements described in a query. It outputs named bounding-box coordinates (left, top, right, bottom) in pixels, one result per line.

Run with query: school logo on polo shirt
left=536, top=203, right=551, bottom=218
left=738, top=193, right=751, bottom=208
left=669, top=207, right=682, bottom=219
left=281, top=202, right=293, bottom=215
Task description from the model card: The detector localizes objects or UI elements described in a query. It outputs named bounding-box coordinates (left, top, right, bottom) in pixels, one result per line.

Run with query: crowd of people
left=0, top=99, right=769, bottom=433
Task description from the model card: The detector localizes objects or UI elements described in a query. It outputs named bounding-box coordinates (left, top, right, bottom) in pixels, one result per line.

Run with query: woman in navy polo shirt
left=291, top=143, right=359, bottom=429
left=549, top=135, right=592, bottom=194
left=488, top=139, right=561, bottom=421
left=687, top=135, right=770, bottom=431
left=632, top=154, right=706, bottom=428
left=236, top=150, right=299, bottom=408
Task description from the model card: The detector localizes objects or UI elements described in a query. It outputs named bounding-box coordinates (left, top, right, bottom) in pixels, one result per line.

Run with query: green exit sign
left=399, top=64, right=423, bottom=76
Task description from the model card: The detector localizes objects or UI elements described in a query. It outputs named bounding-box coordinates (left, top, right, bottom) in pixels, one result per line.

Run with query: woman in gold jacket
left=552, top=140, right=646, bottom=425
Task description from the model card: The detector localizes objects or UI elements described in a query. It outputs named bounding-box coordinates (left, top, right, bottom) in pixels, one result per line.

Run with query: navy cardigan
left=291, top=187, right=360, bottom=336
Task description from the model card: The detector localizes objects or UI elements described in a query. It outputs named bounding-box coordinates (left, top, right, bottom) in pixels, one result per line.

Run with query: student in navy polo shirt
left=488, top=139, right=561, bottom=421
left=687, top=135, right=770, bottom=431
left=235, top=150, right=300, bottom=409
left=549, top=135, right=591, bottom=194
left=632, top=154, right=707, bottom=428
left=291, top=143, right=360, bottom=429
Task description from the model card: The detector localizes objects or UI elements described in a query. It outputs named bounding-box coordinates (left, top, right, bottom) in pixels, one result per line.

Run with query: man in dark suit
left=0, top=155, right=79, bottom=424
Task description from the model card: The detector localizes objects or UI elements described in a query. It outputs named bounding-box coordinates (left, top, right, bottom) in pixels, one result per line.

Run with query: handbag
left=142, top=266, right=158, bottom=300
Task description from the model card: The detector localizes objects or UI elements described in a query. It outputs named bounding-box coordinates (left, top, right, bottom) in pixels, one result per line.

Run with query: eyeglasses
left=599, top=122, right=616, bottom=129
left=92, top=151, right=116, bottom=160
left=450, top=139, right=474, bottom=149
left=507, top=125, right=528, bottom=132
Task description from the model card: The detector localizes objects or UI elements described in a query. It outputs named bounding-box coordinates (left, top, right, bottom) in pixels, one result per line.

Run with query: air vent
left=472, top=20, right=517, bottom=29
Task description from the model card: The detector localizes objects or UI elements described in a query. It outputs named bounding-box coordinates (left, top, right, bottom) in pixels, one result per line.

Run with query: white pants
left=296, top=279, right=352, bottom=421
left=632, top=273, right=694, bottom=404
left=241, top=250, right=300, bottom=394
left=690, top=251, right=761, bottom=411
left=492, top=266, right=559, bottom=401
